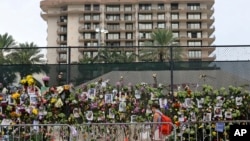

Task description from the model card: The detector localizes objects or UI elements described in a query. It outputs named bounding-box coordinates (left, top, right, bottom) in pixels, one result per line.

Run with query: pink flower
left=42, top=76, right=50, bottom=81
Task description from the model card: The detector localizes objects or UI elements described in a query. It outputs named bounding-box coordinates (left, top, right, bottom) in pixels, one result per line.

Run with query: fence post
left=66, top=46, right=71, bottom=84
left=170, top=46, right=174, bottom=100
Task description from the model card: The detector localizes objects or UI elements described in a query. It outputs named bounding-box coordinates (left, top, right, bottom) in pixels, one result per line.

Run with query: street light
left=95, top=27, right=108, bottom=47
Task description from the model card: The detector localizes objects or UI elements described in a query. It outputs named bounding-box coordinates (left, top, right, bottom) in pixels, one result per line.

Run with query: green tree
left=0, top=33, right=17, bottom=86
left=140, top=28, right=182, bottom=62
left=7, top=42, right=48, bottom=77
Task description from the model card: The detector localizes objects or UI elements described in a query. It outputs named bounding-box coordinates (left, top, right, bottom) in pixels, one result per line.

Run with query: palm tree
left=6, top=42, right=47, bottom=77
left=0, top=33, right=16, bottom=64
left=139, top=28, right=182, bottom=62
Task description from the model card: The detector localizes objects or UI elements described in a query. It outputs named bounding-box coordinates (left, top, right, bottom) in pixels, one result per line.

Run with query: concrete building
left=40, top=0, right=215, bottom=64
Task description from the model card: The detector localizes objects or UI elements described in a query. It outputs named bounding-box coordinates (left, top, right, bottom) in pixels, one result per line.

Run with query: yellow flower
left=64, top=85, right=70, bottom=90
left=27, top=78, right=35, bottom=86
left=26, top=75, right=33, bottom=80
left=11, top=92, right=20, bottom=100
left=50, top=98, right=57, bottom=104
left=20, top=79, right=27, bottom=85
left=32, top=108, right=38, bottom=115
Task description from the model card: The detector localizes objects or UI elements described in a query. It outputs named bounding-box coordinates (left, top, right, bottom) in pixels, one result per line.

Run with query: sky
left=0, top=0, right=250, bottom=60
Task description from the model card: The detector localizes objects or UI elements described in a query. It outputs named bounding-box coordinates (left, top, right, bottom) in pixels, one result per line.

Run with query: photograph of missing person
left=105, top=94, right=113, bottom=104
left=8, top=95, right=14, bottom=105
left=214, top=107, right=223, bottom=118
left=185, top=98, right=192, bottom=108
left=88, top=88, right=96, bottom=100
left=28, top=86, right=36, bottom=95
left=150, top=92, right=157, bottom=101
left=224, top=111, right=232, bottom=119
left=86, top=111, right=93, bottom=121
left=109, top=108, right=115, bottom=119
left=203, top=113, right=212, bottom=121
left=196, top=98, right=204, bottom=108
left=130, top=115, right=137, bottom=123
left=134, top=89, right=141, bottom=99
left=216, top=96, right=224, bottom=107
left=159, top=98, right=167, bottom=109
left=119, top=92, right=127, bottom=102
left=190, top=112, right=197, bottom=121
left=73, top=108, right=80, bottom=118
left=29, top=94, right=38, bottom=105
left=119, top=101, right=126, bottom=112
left=235, top=97, right=243, bottom=106
left=146, top=105, right=152, bottom=114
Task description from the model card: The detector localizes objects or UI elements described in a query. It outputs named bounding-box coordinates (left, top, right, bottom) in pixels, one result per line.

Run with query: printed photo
left=146, top=105, right=152, bottom=114
left=159, top=98, right=168, bottom=109
left=178, top=115, right=185, bottom=122
left=29, top=94, right=38, bottom=105
left=134, top=90, right=141, bottom=99
left=73, top=108, right=80, bottom=118
left=88, top=88, right=96, bottom=100
left=33, top=120, right=39, bottom=131
left=105, top=94, right=113, bottom=104
left=190, top=112, right=197, bottom=121
left=236, top=97, right=243, bottom=106
left=119, top=92, right=127, bottom=102
left=20, top=93, right=29, bottom=104
left=203, top=113, right=212, bottom=121
left=8, top=95, right=14, bottom=105
left=130, top=115, right=137, bottom=123
left=150, top=92, right=157, bottom=100
left=196, top=98, right=204, bottom=108
left=112, top=89, right=118, bottom=96
left=28, top=86, right=35, bottom=95
left=185, top=98, right=192, bottom=108
left=214, top=107, right=223, bottom=118
left=109, top=108, right=115, bottom=119
left=216, top=96, right=224, bottom=107
left=86, top=111, right=94, bottom=121
left=224, top=111, right=232, bottom=119
left=119, top=102, right=126, bottom=112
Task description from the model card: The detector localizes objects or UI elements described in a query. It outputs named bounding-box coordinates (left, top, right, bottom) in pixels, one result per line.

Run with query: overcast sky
left=1, top=0, right=250, bottom=60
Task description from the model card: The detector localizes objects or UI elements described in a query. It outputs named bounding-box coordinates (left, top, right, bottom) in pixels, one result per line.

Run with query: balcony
left=78, top=46, right=99, bottom=52
left=138, top=18, right=153, bottom=22
left=79, top=35, right=98, bottom=42
left=57, top=38, right=67, bottom=44
left=56, top=48, right=67, bottom=53
left=105, top=18, right=120, bottom=23
left=105, top=9, right=121, bottom=14
left=138, top=7, right=153, bottom=13
left=57, top=28, right=67, bottom=34
left=57, top=19, right=67, bottom=25
left=78, top=26, right=95, bottom=32
left=57, top=56, right=67, bottom=63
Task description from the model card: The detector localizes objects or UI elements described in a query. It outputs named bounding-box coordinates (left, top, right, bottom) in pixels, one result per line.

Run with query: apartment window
left=106, top=5, right=120, bottom=11
left=188, top=31, right=202, bottom=38
left=171, top=3, right=178, bottom=10
left=171, top=23, right=179, bottom=29
left=107, top=33, right=120, bottom=39
left=126, top=33, right=133, bottom=39
left=85, top=4, right=91, bottom=11
left=60, top=35, right=67, bottom=41
left=124, top=14, right=132, bottom=21
left=93, top=5, right=100, bottom=11
left=60, top=16, right=67, bottom=22
left=187, top=3, right=200, bottom=10
left=158, top=4, right=164, bottom=10
left=188, top=41, right=202, bottom=46
left=107, top=42, right=120, bottom=46
left=59, top=54, right=67, bottom=60
left=138, top=14, right=152, bottom=20
left=157, top=23, right=165, bottom=28
left=138, top=23, right=153, bottom=29
left=84, top=33, right=91, bottom=39
left=84, top=14, right=91, bottom=20
left=187, top=22, right=201, bottom=29
left=125, top=24, right=133, bottom=30
left=84, top=23, right=91, bottom=29
left=187, top=13, right=201, bottom=19
left=171, top=13, right=179, bottom=20
left=188, top=50, right=202, bottom=58
left=139, top=4, right=152, bottom=10
left=139, top=32, right=151, bottom=39
left=93, top=14, right=100, bottom=20
left=124, top=5, right=132, bottom=11
left=157, top=14, right=165, bottom=20
left=125, top=42, right=133, bottom=46
left=106, top=14, right=120, bottom=21
left=60, top=26, right=67, bottom=32
left=93, top=23, right=99, bottom=29
left=172, top=32, right=179, bottom=38
left=60, top=44, right=67, bottom=47
left=139, top=41, right=144, bottom=46
left=107, top=24, right=120, bottom=30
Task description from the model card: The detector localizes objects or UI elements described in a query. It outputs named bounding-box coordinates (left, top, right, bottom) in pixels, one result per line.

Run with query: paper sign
left=216, top=122, right=225, bottom=132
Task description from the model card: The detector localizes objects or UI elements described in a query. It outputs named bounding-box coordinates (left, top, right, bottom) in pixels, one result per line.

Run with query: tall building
left=40, top=0, right=215, bottom=64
